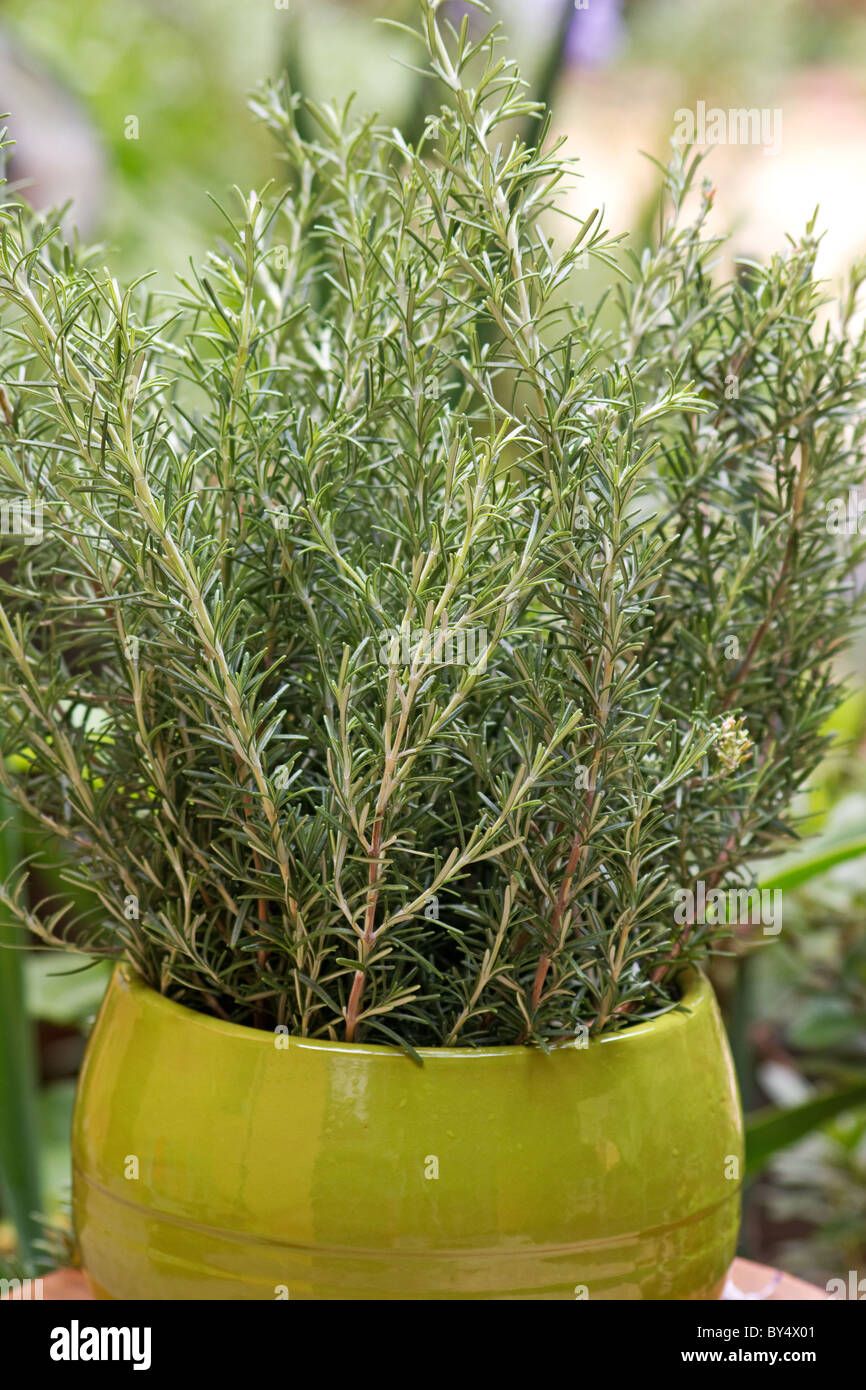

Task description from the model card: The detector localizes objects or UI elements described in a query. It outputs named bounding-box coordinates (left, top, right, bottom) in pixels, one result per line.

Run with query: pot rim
left=108, top=961, right=709, bottom=1060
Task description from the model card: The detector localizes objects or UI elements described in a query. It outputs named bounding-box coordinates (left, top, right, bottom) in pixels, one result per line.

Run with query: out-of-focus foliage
left=0, top=793, right=41, bottom=1272
left=0, top=0, right=431, bottom=276
left=732, top=687, right=866, bottom=1283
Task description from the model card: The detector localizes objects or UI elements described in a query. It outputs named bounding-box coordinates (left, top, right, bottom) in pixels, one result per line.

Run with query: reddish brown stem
left=530, top=825, right=584, bottom=1014
left=721, top=444, right=808, bottom=712
left=236, top=763, right=271, bottom=1025
left=528, top=768, right=599, bottom=1024
left=345, top=815, right=383, bottom=1043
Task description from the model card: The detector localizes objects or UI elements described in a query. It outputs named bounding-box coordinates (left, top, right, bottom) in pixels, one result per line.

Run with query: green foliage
left=738, top=768, right=866, bottom=1264
left=766, top=1106, right=866, bottom=1284
left=0, top=0, right=865, bottom=1049
left=2, top=0, right=276, bottom=274
left=761, top=835, right=866, bottom=894
left=23, top=953, right=112, bottom=1027
left=745, top=1082, right=866, bottom=1181
left=0, top=798, right=41, bottom=1271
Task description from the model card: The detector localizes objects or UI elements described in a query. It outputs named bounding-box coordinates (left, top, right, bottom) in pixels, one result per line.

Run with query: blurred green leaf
left=745, top=1082, right=866, bottom=1180
left=789, top=998, right=864, bottom=1052
left=759, top=836, right=866, bottom=892
left=37, top=1081, right=76, bottom=1218
left=0, top=797, right=42, bottom=1272
left=24, top=954, right=112, bottom=1028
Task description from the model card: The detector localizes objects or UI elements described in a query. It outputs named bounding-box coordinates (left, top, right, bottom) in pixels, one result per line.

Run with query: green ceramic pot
left=72, top=964, right=742, bottom=1300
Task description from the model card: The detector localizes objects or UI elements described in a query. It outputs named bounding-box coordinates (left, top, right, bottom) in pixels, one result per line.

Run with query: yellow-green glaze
left=72, top=965, right=742, bottom=1300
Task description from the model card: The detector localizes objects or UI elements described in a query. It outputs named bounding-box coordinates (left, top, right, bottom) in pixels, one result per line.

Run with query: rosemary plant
left=1, top=0, right=864, bottom=1051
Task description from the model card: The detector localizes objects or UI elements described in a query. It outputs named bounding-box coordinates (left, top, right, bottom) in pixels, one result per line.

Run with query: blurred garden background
left=1, top=0, right=866, bottom=1291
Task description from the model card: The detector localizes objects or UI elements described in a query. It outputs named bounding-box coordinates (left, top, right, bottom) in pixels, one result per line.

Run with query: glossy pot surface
left=72, top=965, right=742, bottom=1299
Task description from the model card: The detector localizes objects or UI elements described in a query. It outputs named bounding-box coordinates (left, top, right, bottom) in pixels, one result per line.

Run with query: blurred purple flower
left=568, top=0, right=625, bottom=68
left=446, top=1, right=625, bottom=68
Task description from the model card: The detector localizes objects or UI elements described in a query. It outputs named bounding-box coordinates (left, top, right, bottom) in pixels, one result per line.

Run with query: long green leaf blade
left=0, top=794, right=43, bottom=1272
left=745, top=1082, right=866, bottom=1180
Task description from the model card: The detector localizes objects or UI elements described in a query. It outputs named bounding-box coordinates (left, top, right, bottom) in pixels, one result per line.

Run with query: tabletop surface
left=3, top=1258, right=827, bottom=1301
